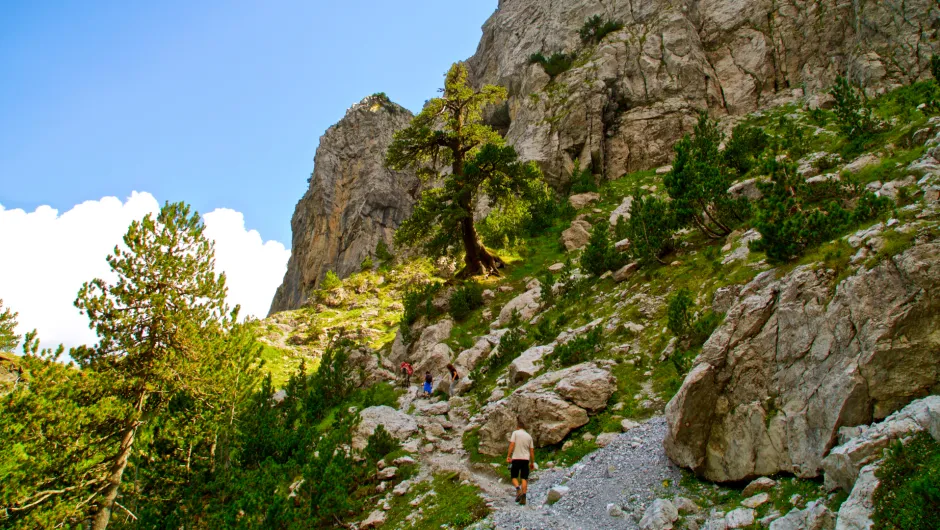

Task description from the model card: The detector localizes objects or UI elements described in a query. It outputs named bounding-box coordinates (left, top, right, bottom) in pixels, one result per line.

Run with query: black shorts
left=510, top=459, right=530, bottom=480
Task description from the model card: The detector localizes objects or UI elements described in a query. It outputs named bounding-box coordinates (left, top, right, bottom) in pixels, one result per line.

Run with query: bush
left=750, top=156, right=890, bottom=262
left=376, top=239, right=394, bottom=267
left=400, top=283, right=440, bottom=341
left=364, top=424, right=400, bottom=464
left=665, top=113, right=748, bottom=237
left=486, top=313, right=527, bottom=372
left=624, top=192, right=675, bottom=264
left=830, top=76, right=879, bottom=138
left=360, top=255, right=374, bottom=271
left=554, top=327, right=602, bottom=367
left=529, top=51, right=577, bottom=78
left=667, top=289, right=694, bottom=339
left=873, top=431, right=940, bottom=529
left=579, top=15, right=624, bottom=45
left=568, top=159, right=598, bottom=194
left=321, top=270, right=342, bottom=290
left=581, top=223, right=622, bottom=276
left=448, top=282, right=484, bottom=321
left=539, top=270, right=556, bottom=308
left=722, top=124, right=769, bottom=176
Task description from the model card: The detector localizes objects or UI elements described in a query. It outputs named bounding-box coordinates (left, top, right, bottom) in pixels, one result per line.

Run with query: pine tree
left=387, top=63, right=545, bottom=277
left=72, top=201, right=256, bottom=529
left=581, top=223, right=620, bottom=276
left=665, top=113, right=748, bottom=238
left=623, top=192, right=675, bottom=264
left=0, top=299, right=19, bottom=353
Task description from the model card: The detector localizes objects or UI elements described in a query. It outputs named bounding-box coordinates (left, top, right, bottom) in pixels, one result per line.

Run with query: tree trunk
left=93, top=391, right=146, bottom=530
left=457, top=215, right=503, bottom=278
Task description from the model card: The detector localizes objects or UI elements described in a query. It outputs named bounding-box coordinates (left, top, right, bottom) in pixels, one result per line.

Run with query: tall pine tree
left=387, top=63, right=545, bottom=277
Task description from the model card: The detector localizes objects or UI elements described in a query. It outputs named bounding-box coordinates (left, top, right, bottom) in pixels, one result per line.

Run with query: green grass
left=383, top=473, right=490, bottom=529
left=873, top=431, right=940, bottom=530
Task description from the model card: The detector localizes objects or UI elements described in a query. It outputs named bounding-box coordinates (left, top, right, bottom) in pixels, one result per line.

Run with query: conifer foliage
left=387, top=63, right=548, bottom=278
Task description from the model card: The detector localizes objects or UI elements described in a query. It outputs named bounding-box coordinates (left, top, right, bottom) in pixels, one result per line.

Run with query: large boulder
left=561, top=220, right=592, bottom=251
left=508, top=345, right=554, bottom=384
left=609, top=196, right=634, bottom=227
left=822, top=395, right=940, bottom=492
left=769, top=500, right=835, bottom=530
left=455, top=338, right=493, bottom=373
left=834, top=464, right=879, bottom=530
left=389, top=318, right=454, bottom=370
left=665, top=239, right=940, bottom=482
left=270, top=95, right=419, bottom=313
left=353, top=406, right=419, bottom=451
left=477, top=363, right=616, bottom=456
left=498, top=288, right=542, bottom=326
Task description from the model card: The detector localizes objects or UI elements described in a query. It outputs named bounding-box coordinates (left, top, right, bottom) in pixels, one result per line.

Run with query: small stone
left=725, top=508, right=755, bottom=528
left=361, top=509, right=387, bottom=528
left=546, top=485, right=570, bottom=504
left=376, top=466, right=398, bottom=480
left=639, top=499, right=679, bottom=530
left=582, top=432, right=595, bottom=442
left=595, top=432, right=619, bottom=447
left=742, top=477, right=777, bottom=497
left=674, top=497, right=700, bottom=514
left=607, top=503, right=624, bottom=517
left=548, top=262, right=565, bottom=272
left=740, top=493, right=770, bottom=508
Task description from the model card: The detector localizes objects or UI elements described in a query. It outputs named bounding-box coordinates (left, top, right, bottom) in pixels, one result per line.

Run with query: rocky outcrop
left=467, top=0, right=939, bottom=185
left=478, top=362, right=615, bottom=456
left=269, top=95, right=420, bottom=314
left=664, top=238, right=940, bottom=482
left=822, top=395, right=940, bottom=492
left=353, top=405, right=419, bottom=451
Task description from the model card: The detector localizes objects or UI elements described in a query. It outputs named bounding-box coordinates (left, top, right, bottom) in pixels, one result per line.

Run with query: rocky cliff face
left=269, top=96, right=419, bottom=314
left=468, top=0, right=939, bottom=185
left=664, top=236, right=940, bottom=483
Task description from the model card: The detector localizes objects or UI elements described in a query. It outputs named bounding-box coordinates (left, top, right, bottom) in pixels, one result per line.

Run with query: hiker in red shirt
left=400, top=361, right=414, bottom=388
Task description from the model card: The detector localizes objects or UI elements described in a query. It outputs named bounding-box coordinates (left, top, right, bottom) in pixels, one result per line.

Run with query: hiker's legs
left=511, top=478, right=519, bottom=489
left=521, top=479, right=528, bottom=494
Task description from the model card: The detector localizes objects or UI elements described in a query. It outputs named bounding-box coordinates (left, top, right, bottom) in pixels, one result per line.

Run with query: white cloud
left=0, top=192, right=290, bottom=349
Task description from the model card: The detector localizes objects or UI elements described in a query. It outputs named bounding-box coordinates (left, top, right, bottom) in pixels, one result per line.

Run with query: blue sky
left=0, top=0, right=498, bottom=246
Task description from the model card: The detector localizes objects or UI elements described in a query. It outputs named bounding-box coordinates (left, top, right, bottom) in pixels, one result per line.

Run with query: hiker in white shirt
left=506, top=417, right=535, bottom=505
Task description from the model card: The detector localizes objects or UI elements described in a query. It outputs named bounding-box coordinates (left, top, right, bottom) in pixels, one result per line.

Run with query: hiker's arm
left=506, top=442, right=515, bottom=463
left=529, top=447, right=535, bottom=469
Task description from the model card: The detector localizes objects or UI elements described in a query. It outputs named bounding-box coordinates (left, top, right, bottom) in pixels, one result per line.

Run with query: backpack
left=401, top=363, right=414, bottom=375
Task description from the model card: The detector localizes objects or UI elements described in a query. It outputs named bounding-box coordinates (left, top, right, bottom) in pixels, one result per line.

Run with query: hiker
left=400, top=361, right=414, bottom=388
left=506, top=417, right=535, bottom=506
left=446, top=363, right=459, bottom=396
left=423, top=371, right=433, bottom=398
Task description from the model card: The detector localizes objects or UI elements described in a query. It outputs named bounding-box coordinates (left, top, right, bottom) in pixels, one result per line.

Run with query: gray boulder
left=353, top=406, right=418, bottom=451
left=665, top=239, right=940, bottom=482
left=639, top=499, right=679, bottom=530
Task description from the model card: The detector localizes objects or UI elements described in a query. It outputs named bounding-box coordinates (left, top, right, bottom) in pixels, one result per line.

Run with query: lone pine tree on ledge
left=385, top=63, right=544, bottom=278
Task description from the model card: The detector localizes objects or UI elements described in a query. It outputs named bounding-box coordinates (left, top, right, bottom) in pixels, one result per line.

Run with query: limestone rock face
left=664, top=239, right=940, bottom=482
left=478, top=362, right=616, bottom=456
left=467, top=0, right=939, bottom=185
left=269, top=95, right=419, bottom=314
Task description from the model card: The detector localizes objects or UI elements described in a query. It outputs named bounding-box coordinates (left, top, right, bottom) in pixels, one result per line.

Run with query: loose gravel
left=479, top=416, right=685, bottom=529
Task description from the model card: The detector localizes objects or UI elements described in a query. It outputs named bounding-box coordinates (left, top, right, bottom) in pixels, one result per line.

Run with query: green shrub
left=364, top=424, right=400, bottom=464
left=529, top=51, right=577, bottom=78
left=579, top=15, right=624, bottom=45
left=321, top=270, right=342, bottom=290
left=772, top=115, right=813, bottom=159
left=448, top=282, right=484, bottom=321
left=624, top=192, right=676, bottom=264
left=554, top=327, right=602, bottom=367
left=400, top=283, right=440, bottom=342
left=581, top=223, right=623, bottom=276
left=376, top=239, right=394, bottom=267
left=667, top=289, right=694, bottom=339
left=689, top=310, right=721, bottom=347
left=486, top=314, right=527, bottom=372
left=722, top=123, right=769, bottom=176
left=873, top=431, right=940, bottom=529
left=539, top=270, right=556, bottom=308
left=360, top=255, right=374, bottom=271
left=831, top=76, right=879, bottom=138
left=568, top=159, right=598, bottom=194
left=666, top=113, right=749, bottom=237
left=750, top=156, right=890, bottom=262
